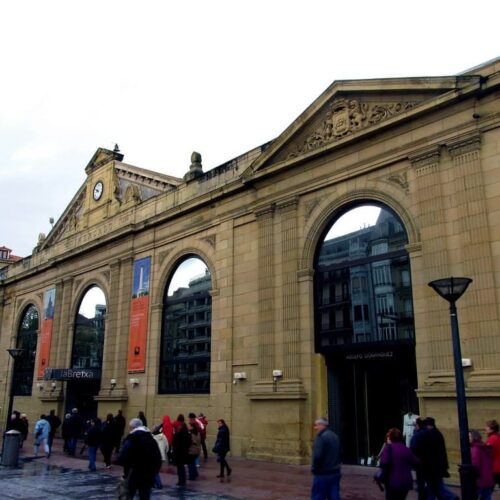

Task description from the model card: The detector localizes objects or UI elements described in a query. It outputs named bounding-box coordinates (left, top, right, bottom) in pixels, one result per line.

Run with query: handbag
left=373, top=444, right=392, bottom=491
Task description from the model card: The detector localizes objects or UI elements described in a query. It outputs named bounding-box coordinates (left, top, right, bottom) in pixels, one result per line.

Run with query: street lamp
left=428, top=277, right=474, bottom=500
left=5, top=348, right=25, bottom=431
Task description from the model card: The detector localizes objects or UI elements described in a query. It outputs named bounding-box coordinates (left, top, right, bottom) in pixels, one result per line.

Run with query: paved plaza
left=1, top=435, right=495, bottom=499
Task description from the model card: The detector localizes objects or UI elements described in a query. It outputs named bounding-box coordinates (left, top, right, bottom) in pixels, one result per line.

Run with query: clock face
left=93, top=181, right=104, bottom=201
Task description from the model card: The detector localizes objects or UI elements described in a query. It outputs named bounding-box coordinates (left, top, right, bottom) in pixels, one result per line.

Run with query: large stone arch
left=300, top=188, right=420, bottom=272
left=70, top=278, right=110, bottom=323
left=156, top=245, right=218, bottom=307
left=14, top=297, right=42, bottom=335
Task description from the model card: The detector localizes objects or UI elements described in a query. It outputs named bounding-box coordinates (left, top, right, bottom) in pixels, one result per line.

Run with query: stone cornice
left=447, top=132, right=482, bottom=158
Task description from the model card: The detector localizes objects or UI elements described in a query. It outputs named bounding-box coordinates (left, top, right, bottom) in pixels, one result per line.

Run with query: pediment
left=38, top=149, right=182, bottom=252
left=244, top=75, right=481, bottom=177
left=85, top=147, right=124, bottom=174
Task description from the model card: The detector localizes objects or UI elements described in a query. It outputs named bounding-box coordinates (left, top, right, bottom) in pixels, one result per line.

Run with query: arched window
left=66, top=286, right=106, bottom=418
left=71, top=286, right=106, bottom=370
left=159, top=256, right=212, bottom=394
left=315, top=204, right=414, bottom=350
left=13, top=305, right=39, bottom=395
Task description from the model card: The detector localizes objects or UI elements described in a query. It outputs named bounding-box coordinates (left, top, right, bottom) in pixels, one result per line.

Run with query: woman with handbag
left=377, top=428, right=418, bottom=500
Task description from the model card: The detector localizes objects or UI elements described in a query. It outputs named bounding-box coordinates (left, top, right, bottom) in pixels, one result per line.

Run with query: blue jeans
left=476, top=487, right=493, bottom=500
left=311, top=471, right=341, bottom=500
left=87, top=445, right=97, bottom=471
left=427, top=477, right=457, bottom=500
left=68, top=437, right=78, bottom=456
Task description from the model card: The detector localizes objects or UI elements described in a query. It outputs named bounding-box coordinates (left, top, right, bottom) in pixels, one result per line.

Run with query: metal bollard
left=1, top=430, right=21, bottom=466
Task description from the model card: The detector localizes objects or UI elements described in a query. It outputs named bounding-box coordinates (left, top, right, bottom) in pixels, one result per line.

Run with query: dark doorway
left=327, top=344, right=418, bottom=464
left=65, top=379, right=101, bottom=422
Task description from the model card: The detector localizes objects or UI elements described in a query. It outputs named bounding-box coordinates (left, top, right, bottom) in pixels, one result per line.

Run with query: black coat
left=214, top=423, right=230, bottom=455
left=118, top=429, right=162, bottom=487
left=412, top=427, right=449, bottom=479
left=172, top=425, right=191, bottom=465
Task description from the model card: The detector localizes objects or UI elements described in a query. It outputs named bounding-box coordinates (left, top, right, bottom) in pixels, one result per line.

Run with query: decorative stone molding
left=297, top=268, right=314, bottom=281
left=386, top=171, right=409, bottom=193
left=289, top=98, right=419, bottom=158
left=409, top=146, right=441, bottom=176
left=157, top=249, right=173, bottom=267
left=447, top=132, right=481, bottom=159
left=254, top=203, right=275, bottom=219
left=201, top=235, right=216, bottom=249
left=276, top=196, right=299, bottom=213
left=248, top=379, right=307, bottom=400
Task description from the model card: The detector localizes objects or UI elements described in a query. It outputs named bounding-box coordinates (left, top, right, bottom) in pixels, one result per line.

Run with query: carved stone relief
left=385, top=171, right=409, bottom=193
left=288, top=98, right=419, bottom=159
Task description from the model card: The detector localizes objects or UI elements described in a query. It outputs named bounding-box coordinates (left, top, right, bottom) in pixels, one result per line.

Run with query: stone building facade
left=1, top=58, right=500, bottom=470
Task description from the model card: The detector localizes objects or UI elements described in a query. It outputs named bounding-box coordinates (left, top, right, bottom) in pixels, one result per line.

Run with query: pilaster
left=255, top=204, right=276, bottom=381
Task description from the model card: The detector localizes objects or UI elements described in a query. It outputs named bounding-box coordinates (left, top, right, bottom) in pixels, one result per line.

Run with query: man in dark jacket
left=417, top=417, right=458, bottom=500
left=46, top=409, right=61, bottom=455
left=311, top=417, right=341, bottom=500
left=118, top=418, right=162, bottom=500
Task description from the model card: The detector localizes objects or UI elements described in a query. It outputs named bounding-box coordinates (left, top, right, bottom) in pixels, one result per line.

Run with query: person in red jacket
left=470, top=429, right=494, bottom=500
left=485, top=420, right=500, bottom=489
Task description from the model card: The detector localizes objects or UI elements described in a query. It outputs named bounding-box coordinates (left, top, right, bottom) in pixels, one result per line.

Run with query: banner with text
left=38, top=288, right=56, bottom=378
left=127, top=256, right=151, bottom=372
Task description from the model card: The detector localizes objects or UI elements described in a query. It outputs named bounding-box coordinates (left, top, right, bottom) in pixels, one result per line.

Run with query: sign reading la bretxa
left=43, top=368, right=101, bottom=381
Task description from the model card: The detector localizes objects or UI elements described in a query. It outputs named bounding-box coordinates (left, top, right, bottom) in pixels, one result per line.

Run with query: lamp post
left=428, top=277, right=474, bottom=500
left=5, top=348, right=25, bottom=431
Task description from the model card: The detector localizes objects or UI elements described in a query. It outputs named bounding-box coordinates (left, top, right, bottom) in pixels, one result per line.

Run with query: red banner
left=37, top=288, right=56, bottom=378
left=38, top=318, right=53, bottom=378
left=127, top=295, right=149, bottom=372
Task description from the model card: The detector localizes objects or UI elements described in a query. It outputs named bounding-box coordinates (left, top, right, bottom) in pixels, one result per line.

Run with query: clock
left=93, top=181, right=104, bottom=201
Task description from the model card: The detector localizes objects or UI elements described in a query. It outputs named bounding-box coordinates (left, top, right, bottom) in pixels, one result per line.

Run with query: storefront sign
left=43, top=368, right=101, bottom=380
left=345, top=351, right=394, bottom=361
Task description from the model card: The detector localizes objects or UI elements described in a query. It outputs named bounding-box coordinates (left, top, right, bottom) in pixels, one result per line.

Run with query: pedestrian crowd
left=7, top=407, right=230, bottom=500
left=312, top=414, right=500, bottom=500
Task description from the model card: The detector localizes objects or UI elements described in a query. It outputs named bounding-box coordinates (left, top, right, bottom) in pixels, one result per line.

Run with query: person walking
left=161, top=414, right=174, bottom=464
left=46, top=409, right=61, bottom=455
left=118, top=418, right=162, bottom=500
left=198, top=413, right=208, bottom=460
left=485, top=419, right=500, bottom=489
left=85, top=418, right=102, bottom=472
left=114, top=409, right=126, bottom=454
left=66, top=408, right=83, bottom=456
left=138, top=411, right=147, bottom=427
left=100, top=413, right=116, bottom=468
left=188, top=412, right=204, bottom=467
left=187, top=422, right=201, bottom=480
left=311, top=417, right=341, bottom=500
left=213, top=418, right=232, bottom=480
left=172, top=414, right=190, bottom=487
left=418, top=417, right=458, bottom=500
left=152, top=427, right=169, bottom=489
left=19, top=413, right=29, bottom=448
left=470, top=429, right=494, bottom=500
left=410, top=417, right=428, bottom=500
left=33, top=414, right=51, bottom=458
left=378, top=427, right=419, bottom=500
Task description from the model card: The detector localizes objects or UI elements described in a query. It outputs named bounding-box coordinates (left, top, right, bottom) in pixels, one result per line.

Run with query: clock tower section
left=82, top=146, right=124, bottom=228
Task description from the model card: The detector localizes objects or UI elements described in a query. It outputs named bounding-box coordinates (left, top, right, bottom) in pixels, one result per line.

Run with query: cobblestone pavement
left=1, top=435, right=497, bottom=499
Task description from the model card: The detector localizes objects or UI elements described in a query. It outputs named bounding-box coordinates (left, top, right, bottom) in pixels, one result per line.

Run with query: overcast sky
left=1, top=0, right=498, bottom=258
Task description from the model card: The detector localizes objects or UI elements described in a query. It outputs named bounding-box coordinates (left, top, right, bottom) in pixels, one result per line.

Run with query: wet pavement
left=1, top=435, right=498, bottom=499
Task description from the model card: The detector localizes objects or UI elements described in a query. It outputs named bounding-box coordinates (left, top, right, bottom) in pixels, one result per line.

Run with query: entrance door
left=327, top=345, right=418, bottom=464
left=65, top=379, right=100, bottom=422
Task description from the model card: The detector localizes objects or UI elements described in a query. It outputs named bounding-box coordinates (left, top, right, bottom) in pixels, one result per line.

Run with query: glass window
left=159, top=256, right=211, bottom=394
left=315, top=204, right=415, bottom=350
left=71, top=286, right=106, bottom=370
left=13, top=305, right=39, bottom=396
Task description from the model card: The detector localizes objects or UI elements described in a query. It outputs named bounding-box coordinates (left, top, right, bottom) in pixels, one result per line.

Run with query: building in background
left=1, top=58, right=500, bottom=472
